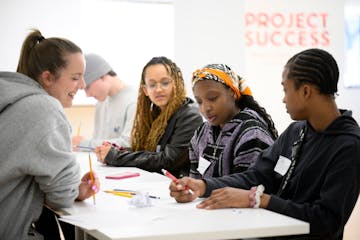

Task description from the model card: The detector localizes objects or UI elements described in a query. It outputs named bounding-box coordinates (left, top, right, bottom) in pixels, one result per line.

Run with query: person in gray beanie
left=72, top=53, right=137, bottom=149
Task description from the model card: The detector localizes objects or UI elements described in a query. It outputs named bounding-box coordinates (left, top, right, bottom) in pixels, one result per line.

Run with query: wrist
left=248, top=184, right=265, bottom=208
left=198, top=179, right=207, bottom=197
left=260, top=193, right=270, bottom=208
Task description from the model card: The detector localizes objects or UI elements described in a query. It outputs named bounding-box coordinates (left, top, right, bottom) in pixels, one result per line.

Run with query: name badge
left=197, top=156, right=211, bottom=175
left=274, top=155, right=291, bottom=176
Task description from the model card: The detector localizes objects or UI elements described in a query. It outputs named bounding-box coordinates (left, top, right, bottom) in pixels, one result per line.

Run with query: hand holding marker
left=161, top=169, right=193, bottom=194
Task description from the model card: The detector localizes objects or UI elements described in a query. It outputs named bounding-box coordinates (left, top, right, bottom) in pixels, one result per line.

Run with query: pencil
left=88, top=153, right=96, bottom=205
left=162, top=168, right=192, bottom=193
left=112, top=189, right=160, bottom=199
left=77, top=122, right=81, bottom=136
left=104, top=190, right=134, bottom=198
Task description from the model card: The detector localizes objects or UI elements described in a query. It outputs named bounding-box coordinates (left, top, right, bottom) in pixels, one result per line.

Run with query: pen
left=88, top=154, right=96, bottom=205
left=77, top=145, right=95, bottom=151
left=161, top=169, right=191, bottom=192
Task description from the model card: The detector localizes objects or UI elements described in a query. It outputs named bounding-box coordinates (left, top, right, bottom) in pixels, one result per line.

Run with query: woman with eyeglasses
left=95, top=56, right=203, bottom=177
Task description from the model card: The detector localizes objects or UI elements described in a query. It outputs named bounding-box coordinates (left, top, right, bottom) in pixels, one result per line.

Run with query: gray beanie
left=84, top=53, right=112, bottom=86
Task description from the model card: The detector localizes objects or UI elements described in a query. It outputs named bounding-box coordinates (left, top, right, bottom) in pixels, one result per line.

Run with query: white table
left=60, top=152, right=309, bottom=240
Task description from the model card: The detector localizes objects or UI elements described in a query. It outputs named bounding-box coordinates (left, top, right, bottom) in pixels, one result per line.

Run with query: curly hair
left=130, top=57, right=187, bottom=151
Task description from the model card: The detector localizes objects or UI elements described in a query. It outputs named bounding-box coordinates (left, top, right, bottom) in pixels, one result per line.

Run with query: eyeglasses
left=144, top=79, right=172, bottom=90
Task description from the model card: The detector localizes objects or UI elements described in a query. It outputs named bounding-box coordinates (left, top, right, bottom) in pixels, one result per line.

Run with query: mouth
left=206, top=115, right=216, bottom=123
left=155, top=95, right=166, bottom=100
left=68, top=92, right=76, bottom=99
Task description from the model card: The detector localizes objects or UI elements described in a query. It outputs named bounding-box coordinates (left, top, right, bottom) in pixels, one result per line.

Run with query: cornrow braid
left=131, top=57, right=186, bottom=151
left=285, top=48, right=339, bottom=95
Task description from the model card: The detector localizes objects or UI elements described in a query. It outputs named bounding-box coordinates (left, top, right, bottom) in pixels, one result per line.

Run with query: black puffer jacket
left=105, top=98, right=203, bottom=177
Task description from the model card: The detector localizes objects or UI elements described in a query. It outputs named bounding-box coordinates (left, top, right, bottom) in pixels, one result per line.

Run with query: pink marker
left=161, top=169, right=191, bottom=191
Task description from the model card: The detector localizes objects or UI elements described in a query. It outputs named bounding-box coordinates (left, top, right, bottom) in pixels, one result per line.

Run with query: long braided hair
left=237, top=95, right=278, bottom=140
left=131, top=56, right=186, bottom=151
left=285, top=48, right=339, bottom=96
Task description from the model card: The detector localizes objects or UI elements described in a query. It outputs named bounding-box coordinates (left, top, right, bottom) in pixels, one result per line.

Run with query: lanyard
left=277, top=125, right=307, bottom=196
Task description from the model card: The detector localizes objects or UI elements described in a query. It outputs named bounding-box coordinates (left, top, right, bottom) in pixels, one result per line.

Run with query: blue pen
left=76, top=145, right=95, bottom=151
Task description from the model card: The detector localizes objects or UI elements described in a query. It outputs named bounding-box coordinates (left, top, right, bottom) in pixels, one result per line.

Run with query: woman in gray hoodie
left=0, top=29, right=100, bottom=240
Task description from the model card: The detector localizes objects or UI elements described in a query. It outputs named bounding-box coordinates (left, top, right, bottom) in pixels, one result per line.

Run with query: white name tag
left=274, top=155, right=291, bottom=176
left=197, top=156, right=211, bottom=175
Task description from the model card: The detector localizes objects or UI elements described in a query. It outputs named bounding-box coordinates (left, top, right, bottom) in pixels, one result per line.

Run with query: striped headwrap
left=192, top=64, right=252, bottom=100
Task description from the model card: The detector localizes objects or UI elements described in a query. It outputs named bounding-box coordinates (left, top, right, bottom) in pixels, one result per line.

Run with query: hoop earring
left=150, top=102, right=153, bottom=111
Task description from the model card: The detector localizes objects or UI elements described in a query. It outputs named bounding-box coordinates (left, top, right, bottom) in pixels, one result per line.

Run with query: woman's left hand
left=196, top=187, right=250, bottom=209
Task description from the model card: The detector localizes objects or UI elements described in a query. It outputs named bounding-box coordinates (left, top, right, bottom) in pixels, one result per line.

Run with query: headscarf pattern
left=192, top=64, right=252, bottom=100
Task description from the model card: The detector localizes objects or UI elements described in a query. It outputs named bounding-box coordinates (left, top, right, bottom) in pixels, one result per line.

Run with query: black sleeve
left=104, top=104, right=203, bottom=178
left=202, top=124, right=295, bottom=196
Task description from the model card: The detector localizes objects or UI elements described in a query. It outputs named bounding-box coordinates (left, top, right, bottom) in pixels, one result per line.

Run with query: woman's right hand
left=77, top=171, right=100, bottom=201
left=169, top=177, right=206, bottom=203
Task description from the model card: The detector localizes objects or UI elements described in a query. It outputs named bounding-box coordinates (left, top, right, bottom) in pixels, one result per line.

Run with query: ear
left=142, top=85, right=149, bottom=96
left=40, top=71, right=54, bottom=88
left=228, top=88, right=237, bottom=100
left=302, top=84, right=311, bottom=99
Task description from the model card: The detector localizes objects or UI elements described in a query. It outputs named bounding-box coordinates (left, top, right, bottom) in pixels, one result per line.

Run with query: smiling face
left=42, top=52, right=86, bottom=108
left=193, top=80, right=239, bottom=128
left=142, top=64, right=174, bottom=111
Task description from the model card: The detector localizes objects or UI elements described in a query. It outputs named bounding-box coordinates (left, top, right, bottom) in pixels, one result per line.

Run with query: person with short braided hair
left=95, top=56, right=203, bottom=177
left=169, top=48, right=360, bottom=240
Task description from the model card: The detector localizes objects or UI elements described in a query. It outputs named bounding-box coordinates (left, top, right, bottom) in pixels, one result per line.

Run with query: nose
left=79, top=76, right=86, bottom=90
left=200, top=101, right=211, bottom=114
left=154, top=83, right=163, bottom=91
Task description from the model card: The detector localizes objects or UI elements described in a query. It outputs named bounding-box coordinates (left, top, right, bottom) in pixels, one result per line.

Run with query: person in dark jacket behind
left=95, top=56, right=203, bottom=177
left=169, top=48, right=360, bottom=240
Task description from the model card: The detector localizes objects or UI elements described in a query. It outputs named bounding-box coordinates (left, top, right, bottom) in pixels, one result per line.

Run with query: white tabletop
left=60, top=152, right=309, bottom=240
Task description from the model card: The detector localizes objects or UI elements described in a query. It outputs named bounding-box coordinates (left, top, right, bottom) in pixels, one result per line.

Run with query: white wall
left=174, top=0, right=360, bottom=133
left=174, top=0, right=246, bottom=98
left=0, top=0, right=82, bottom=71
left=0, top=0, right=174, bottom=105
left=1, top=0, right=359, bottom=133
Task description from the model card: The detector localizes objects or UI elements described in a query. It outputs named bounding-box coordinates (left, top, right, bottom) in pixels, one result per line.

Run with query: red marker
left=161, top=169, right=191, bottom=191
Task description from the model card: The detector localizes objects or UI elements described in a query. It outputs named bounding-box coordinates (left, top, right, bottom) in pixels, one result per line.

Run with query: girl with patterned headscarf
left=95, top=56, right=203, bottom=177
left=190, top=63, right=278, bottom=178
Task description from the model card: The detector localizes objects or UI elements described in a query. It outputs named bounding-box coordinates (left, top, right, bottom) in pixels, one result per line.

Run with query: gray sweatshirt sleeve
left=32, top=117, right=81, bottom=209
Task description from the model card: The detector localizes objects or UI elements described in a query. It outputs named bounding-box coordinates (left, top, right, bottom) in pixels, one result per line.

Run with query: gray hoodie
left=0, top=72, right=80, bottom=239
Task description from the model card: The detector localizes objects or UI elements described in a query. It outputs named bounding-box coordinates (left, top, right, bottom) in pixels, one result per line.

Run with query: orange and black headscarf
left=192, top=64, right=252, bottom=100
